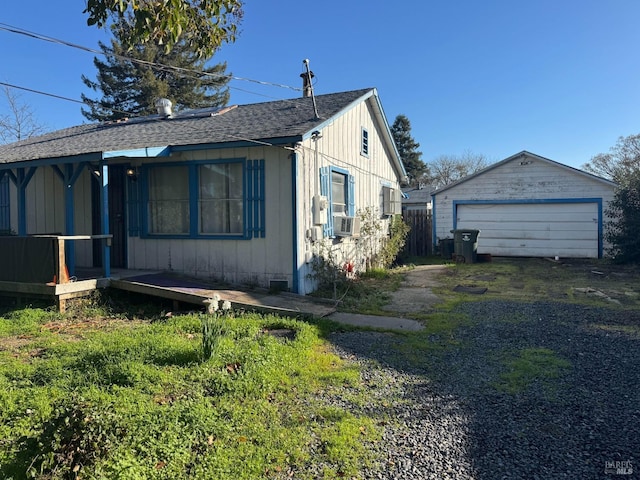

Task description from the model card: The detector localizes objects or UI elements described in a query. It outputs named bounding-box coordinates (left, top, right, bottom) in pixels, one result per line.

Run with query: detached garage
left=432, top=151, right=617, bottom=259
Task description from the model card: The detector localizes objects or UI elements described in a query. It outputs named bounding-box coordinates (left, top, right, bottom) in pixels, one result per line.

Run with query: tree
left=582, top=133, right=640, bottom=184
left=81, top=20, right=231, bottom=122
left=390, top=114, right=427, bottom=186
left=429, top=151, right=488, bottom=188
left=605, top=172, right=640, bottom=263
left=0, top=86, right=46, bottom=143
left=83, top=0, right=243, bottom=58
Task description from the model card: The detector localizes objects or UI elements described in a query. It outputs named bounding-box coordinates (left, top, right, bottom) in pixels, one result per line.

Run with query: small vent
left=155, top=98, right=173, bottom=117
left=333, top=216, right=361, bottom=237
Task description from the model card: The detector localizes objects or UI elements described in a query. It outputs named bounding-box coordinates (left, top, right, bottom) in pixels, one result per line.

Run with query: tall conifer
left=81, top=20, right=230, bottom=122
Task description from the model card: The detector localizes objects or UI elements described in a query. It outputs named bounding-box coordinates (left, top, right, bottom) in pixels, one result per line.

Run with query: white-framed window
left=361, top=127, right=369, bottom=157
left=331, top=171, right=347, bottom=215
left=320, top=166, right=355, bottom=237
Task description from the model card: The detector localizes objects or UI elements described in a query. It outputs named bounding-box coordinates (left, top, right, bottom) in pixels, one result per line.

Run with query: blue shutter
left=246, top=160, right=265, bottom=239
left=347, top=174, right=356, bottom=217
left=256, top=159, right=265, bottom=238
left=319, top=166, right=332, bottom=237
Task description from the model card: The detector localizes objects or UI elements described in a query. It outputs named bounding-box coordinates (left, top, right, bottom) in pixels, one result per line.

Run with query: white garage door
left=456, top=202, right=599, bottom=258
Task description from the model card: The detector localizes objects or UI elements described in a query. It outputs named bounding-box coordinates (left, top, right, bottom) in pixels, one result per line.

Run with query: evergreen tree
left=391, top=114, right=427, bottom=186
left=81, top=20, right=230, bottom=122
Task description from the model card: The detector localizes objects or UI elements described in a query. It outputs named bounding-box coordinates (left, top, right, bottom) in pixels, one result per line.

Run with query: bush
left=605, top=173, right=640, bottom=263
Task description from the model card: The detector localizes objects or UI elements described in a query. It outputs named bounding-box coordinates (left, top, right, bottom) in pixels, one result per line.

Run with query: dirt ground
left=382, top=258, right=640, bottom=316
left=381, top=264, right=448, bottom=315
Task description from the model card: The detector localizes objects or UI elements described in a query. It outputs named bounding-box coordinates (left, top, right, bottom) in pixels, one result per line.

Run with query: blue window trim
left=319, top=165, right=355, bottom=237
left=138, top=158, right=265, bottom=240
left=361, top=127, right=369, bottom=157
left=452, top=198, right=604, bottom=258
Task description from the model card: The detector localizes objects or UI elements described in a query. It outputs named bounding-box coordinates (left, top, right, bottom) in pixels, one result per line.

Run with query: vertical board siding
left=128, top=146, right=293, bottom=288
left=433, top=156, right=616, bottom=258
left=296, top=98, right=403, bottom=293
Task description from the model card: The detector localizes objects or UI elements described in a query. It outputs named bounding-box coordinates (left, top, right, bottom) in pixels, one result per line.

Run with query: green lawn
left=0, top=305, right=377, bottom=479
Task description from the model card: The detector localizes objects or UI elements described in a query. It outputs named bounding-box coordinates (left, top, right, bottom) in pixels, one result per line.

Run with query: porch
left=0, top=235, right=335, bottom=317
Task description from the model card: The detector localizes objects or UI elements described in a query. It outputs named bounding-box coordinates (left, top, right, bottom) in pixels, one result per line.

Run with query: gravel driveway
left=327, top=301, right=640, bottom=479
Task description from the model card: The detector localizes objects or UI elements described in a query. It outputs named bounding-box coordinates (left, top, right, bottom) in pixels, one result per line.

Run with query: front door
left=92, top=165, right=127, bottom=268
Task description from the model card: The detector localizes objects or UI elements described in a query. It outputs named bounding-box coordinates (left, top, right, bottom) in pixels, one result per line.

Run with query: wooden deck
left=0, top=268, right=336, bottom=318
left=111, top=273, right=336, bottom=318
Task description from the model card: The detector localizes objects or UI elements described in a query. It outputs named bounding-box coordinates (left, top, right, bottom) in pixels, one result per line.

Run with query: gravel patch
left=326, top=301, right=640, bottom=479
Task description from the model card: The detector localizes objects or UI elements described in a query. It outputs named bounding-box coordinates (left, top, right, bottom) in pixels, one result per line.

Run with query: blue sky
left=2, top=1, right=639, bottom=169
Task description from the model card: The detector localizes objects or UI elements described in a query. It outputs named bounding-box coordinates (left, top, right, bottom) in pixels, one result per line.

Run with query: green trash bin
left=450, top=229, right=480, bottom=263
left=439, top=238, right=454, bottom=260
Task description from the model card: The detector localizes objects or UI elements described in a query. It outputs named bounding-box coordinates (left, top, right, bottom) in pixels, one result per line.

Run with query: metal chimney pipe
left=300, top=70, right=315, bottom=98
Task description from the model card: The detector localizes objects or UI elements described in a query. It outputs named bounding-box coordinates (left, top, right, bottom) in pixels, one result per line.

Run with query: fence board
left=403, top=210, right=433, bottom=257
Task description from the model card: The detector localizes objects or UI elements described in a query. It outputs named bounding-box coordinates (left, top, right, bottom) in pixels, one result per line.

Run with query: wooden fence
left=403, top=210, right=433, bottom=257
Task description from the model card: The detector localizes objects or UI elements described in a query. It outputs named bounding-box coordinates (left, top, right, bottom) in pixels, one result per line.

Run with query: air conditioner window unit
left=333, top=215, right=360, bottom=237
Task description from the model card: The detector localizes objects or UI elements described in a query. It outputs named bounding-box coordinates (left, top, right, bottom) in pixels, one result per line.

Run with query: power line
left=0, top=23, right=301, bottom=92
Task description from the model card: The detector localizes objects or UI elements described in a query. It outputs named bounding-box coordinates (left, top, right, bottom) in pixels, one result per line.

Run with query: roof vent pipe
left=301, top=59, right=320, bottom=119
left=300, top=68, right=315, bottom=98
left=155, top=98, right=173, bottom=117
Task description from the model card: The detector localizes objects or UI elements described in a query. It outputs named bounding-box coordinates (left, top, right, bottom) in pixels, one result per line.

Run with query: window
left=148, top=166, right=189, bottom=234
left=141, top=159, right=264, bottom=238
left=331, top=171, right=347, bottom=214
left=199, top=163, right=244, bottom=234
left=361, top=128, right=369, bottom=157
left=320, top=166, right=355, bottom=237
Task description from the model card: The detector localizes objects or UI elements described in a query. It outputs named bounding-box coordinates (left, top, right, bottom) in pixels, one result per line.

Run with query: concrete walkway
left=326, top=264, right=449, bottom=332
left=327, top=312, right=425, bottom=331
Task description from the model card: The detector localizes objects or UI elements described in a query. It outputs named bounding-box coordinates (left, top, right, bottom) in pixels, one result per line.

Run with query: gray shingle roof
left=0, top=88, right=373, bottom=164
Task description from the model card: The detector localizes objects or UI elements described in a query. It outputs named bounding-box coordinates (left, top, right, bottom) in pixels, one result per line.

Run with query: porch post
left=64, top=164, right=76, bottom=275
left=17, top=168, right=27, bottom=236
left=101, top=162, right=111, bottom=278
left=12, top=167, right=37, bottom=236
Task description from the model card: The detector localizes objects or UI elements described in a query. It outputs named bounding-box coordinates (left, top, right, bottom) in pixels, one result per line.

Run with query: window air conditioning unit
left=333, top=215, right=360, bottom=237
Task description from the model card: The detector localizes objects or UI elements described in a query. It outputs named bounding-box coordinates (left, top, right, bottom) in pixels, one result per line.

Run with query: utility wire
left=0, top=23, right=302, bottom=92
left=0, top=81, right=134, bottom=118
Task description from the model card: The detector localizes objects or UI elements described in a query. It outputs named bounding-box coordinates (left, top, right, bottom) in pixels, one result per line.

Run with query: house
left=401, top=184, right=433, bottom=213
left=0, top=87, right=406, bottom=295
left=431, top=151, right=617, bottom=258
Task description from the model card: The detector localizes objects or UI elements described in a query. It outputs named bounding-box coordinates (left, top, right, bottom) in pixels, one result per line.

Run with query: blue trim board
left=451, top=198, right=604, bottom=258
left=103, top=146, right=170, bottom=158
left=291, top=151, right=299, bottom=293
left=431, top=193, right=437, bottom=251
left=100, top=163, right=111, bottom=277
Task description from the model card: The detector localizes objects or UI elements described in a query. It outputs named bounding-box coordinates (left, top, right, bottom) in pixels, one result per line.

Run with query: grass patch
left=494, top=347, right=571, bottom=395
left=314, top=267, right=404, bottom=315
left=433, top=257, right=640, bottom=308
left=0, top=308, right=378, bottom=479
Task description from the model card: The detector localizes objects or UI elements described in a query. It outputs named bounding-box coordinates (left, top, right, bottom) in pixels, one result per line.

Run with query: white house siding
left=295, top=97, right=403, bottom=294
left=10, top=166, right=94, bottom=266
left=433, top=155, right=616, bottom=258
left=127, top=145, right=294, bottom=289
